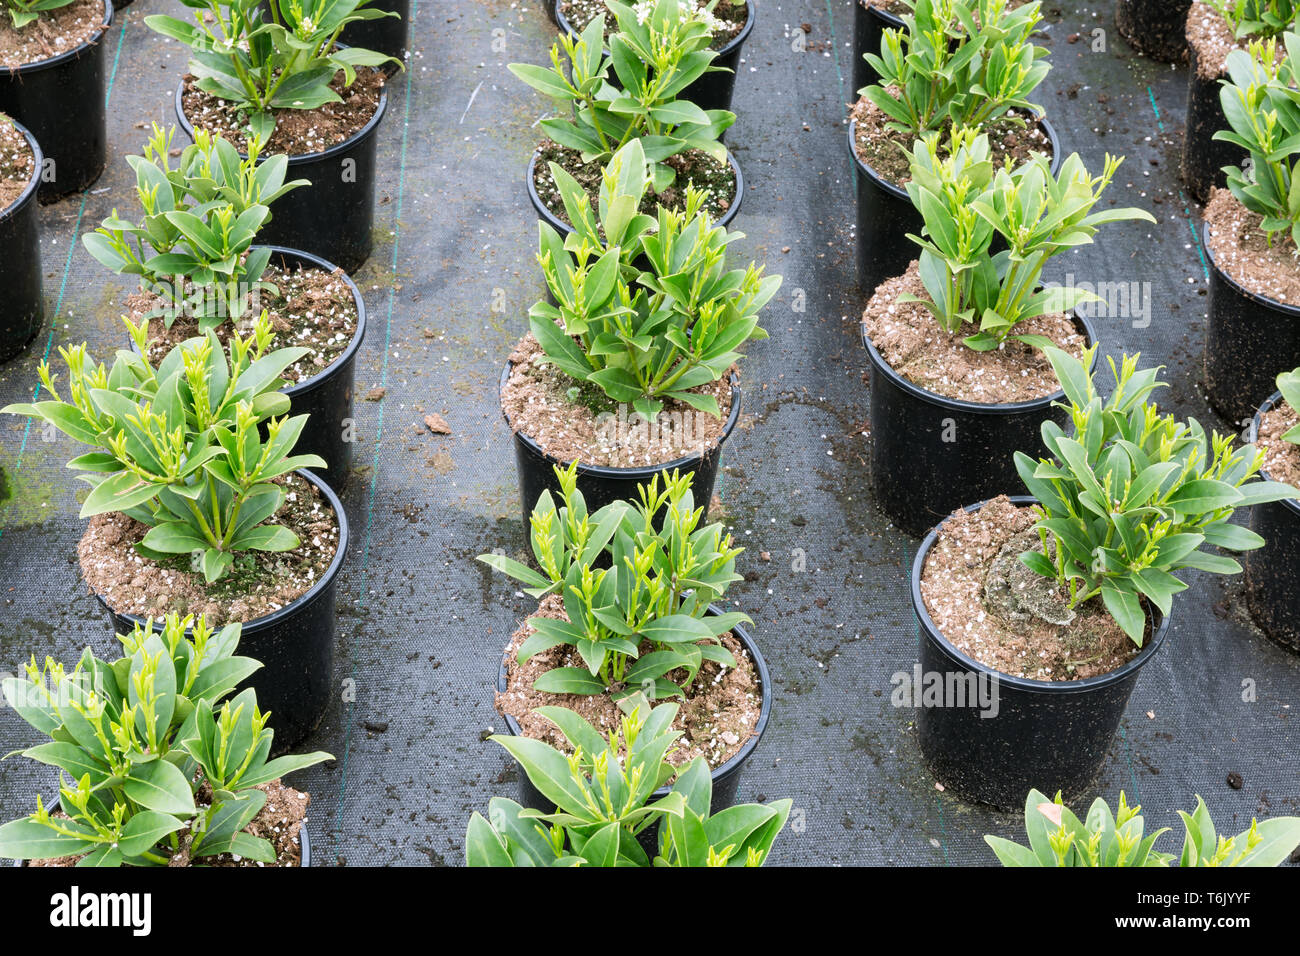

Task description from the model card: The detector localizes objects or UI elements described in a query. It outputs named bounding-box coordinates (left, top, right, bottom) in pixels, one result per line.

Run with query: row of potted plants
left=0, top=0, right=422, bottom=867
left=467, top=0, right=795, bottom=867
left=845, top=0, right=1300, bottom=821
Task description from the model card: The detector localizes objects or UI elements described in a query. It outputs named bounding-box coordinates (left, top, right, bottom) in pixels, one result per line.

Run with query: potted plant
left=553, top=0, right=757, bottom=114
left=1182, top=0, right=1292, bottom=202
left=501, top=139, right=777, bottom=523
left=147, top=0, right=401, bottom=273
left=1117, top=0, right=1193, bottom=62
left=862, top=130, right=1152, bottom=536
left=1244, top=367, right=1300, bottom=651
left=510, top=2, right=743, bottom=238
left=0, top=0, right=111, bottom=201
left=81, top=125, right=367, bottom=484
left=480, top=465, right=773, bottom=819
left=986, top=789, right=1300, bottom=866
left=1203, top=33, right=1300, bottom=423
left=912, top=346, right=1295, bottom=809
left=850, top=0, right=1059, bottom=293
left=1, top=314, right=349, bottom=748
left=0, top=613, right=332, bottom=866
left=340, top=0, right=408, bottom=72
left=0, top=112, right=42, bottom=363
left=466, top=702, right=791, bottom=866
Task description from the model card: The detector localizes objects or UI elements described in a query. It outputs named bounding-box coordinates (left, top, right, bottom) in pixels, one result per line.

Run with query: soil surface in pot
left=862, top=260, right=1082, bottom=402
left=1258, top=401, right=1300, bottom=489
left=0, top=114, right=35, bottom=211
left=128, top=262, right=360, bottom=387
left=77, top=472, right=340, bottom=625
left=29, top=780, right=310, bottom=868
left=498, top=594, right=762, bottom=771
left=1186, top=0, right=1261, bottom=80
left=502, top=331, right=734, bottom=468
left=850, top=98, right=1052, bottom=186
left=181, top=67, right=384, bottom=156
left=0, top=0, right=103, bottom=69
left=559, top=0, right=748, bottom=49
left=920, top=496, right=1143, bottom=680
left=1204, top=187, right=1300, bottom=305
left=532, top=140, right=736, bottom=228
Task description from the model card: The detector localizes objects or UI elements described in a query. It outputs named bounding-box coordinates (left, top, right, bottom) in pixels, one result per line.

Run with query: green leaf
left=123, top=759, right=196, bottom=816
left=118, top=811, right=186, bottom=857
left=0, top=817, right=97, bottom=861
left=532, top=667, right=606, bottom=695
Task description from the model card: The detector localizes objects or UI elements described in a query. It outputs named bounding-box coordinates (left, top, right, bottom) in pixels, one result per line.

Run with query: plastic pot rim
left=910, top=494, right=1172, bottom=694
left=860, top=1, right=903, bottom=27
left=846, top=113, right=1063, bottom=200
left=862, top=307, right=1098, bottom=415
left=1202, top=220, right=1300, bottom=318
left=91, top=468, right=350, bottom=636
left=1248, top=390, right=1300, bottom=518
left=554, top=0, right=758, bottom=61
left=172, top=64, right=389, bottom=165
left=495, top=604, right=772, bottom=794
left=0, top=114, right=42, bottom=222
left=525, top=146, right=745, bottom=237
left=498, top=360, right=742, bottom=480
left=2, top=0, right=111, bottom=76
left=121, top=245, right=367, bottom=402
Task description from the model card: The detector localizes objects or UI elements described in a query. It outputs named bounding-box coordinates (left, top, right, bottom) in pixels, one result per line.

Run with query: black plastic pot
left=1202, top=222, right=1300, bottom=425
left=849, top=115, right=1061, bottom=296
left=94, top=469, right=348, bottom=752
left=913, top=496, right=1172, bottom=810
left=496, top=607, right=772, bottom=856
left=340, top=0, right=409, bottom=73
left=1116, top=0, right=1190, bottom=62
left=1244, top=392, right=1300, bottom=654
left=554, top=0, right=756, bottom=114
left=1182, top=46, right=1240, bottom=204
left=500, top=363, right=739, bottom=533
left=863, top=309, right=1096, bottom=538
left=526, top=146, right=744, bottom=241
left=0, top=1, right=110, bottom=202
left=0, top=116, right=42, bottom=363
left=853, top=1, right=902, bottom=95
left=174, top=76, right=388, bottom=274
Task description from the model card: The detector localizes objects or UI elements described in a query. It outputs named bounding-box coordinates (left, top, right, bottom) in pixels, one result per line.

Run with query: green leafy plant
left=479, top=463, right=746, bottom=702
left=987, top=788, right=1300, bottom=866
left=531, top=139, right=777, bottom=420
left=1278, top=366, right=1300, bottom=444
left=861, top=0, right=1051, bottom=142
left=903, top=128, right=1155, bottom=350
left=146, top=0, right=400, bottom=144
left=82, top=124, right=307, bottom=332
left=1215, top=35, right=1300, bottom=250
left=465, top=703, right=791, bottom=866
left=0, top=613, right=331, bottom=866
left=1013, top=345, right=1298, bottom=644
left=4, top=0, right=78, bottom=30
left=1206, top=0, right=1297, bottom=39
left=1, top=313, right=326, bottom=583
left=509, top=0, right=734, bottom=194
